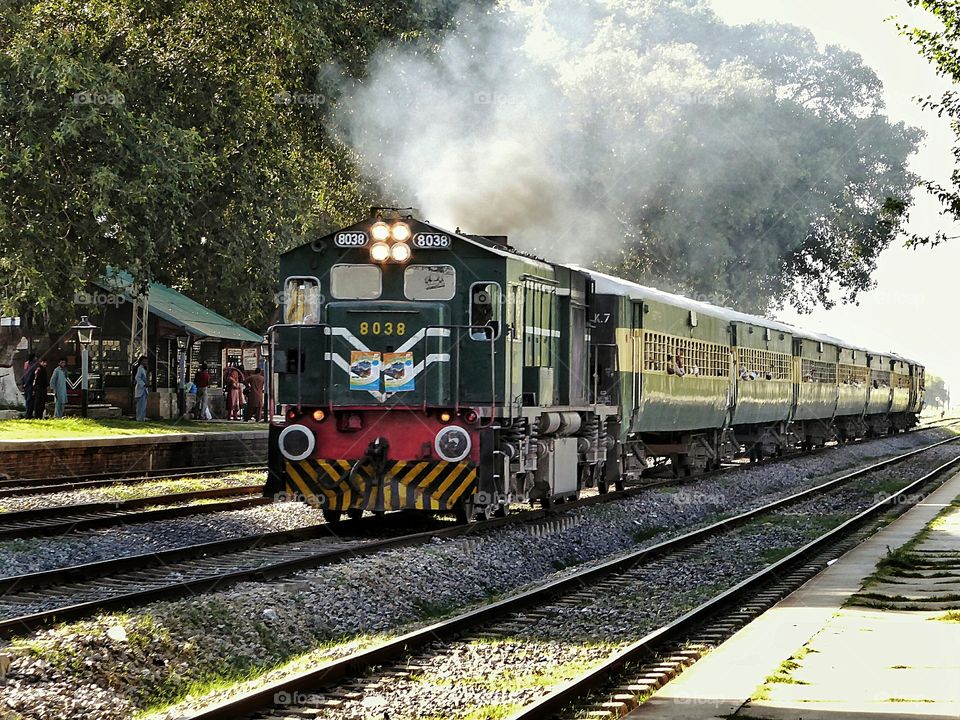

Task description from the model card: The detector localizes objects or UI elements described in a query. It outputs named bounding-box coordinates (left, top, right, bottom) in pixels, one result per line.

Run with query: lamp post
left=260, top=336, right=270, bottom=422
left=176, top=335, right=188, bottom=418
left=72, top=316, right=98, bottom=418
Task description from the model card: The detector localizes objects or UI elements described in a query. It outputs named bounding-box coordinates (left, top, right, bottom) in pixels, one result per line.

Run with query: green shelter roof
left=97, top=270, right=263, bottom=344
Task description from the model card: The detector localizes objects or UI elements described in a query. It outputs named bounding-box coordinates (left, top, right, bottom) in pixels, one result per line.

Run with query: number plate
left=413, top=233, right=451, bottom=249
left=334, top=231, right=369, bottom=247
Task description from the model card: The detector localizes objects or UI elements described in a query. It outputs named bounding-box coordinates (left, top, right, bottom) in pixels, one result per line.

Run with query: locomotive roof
left=570, top=266, right=908, bottom=359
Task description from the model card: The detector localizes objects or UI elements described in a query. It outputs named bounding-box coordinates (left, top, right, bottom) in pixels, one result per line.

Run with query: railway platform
left=0, top=425, right=267, bottom=479
left=625, top=467, right=960, bottom=720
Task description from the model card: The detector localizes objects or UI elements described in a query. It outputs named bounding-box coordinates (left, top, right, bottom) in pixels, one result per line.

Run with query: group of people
left=19, top=353, right=70, bottom=419
left=221, top=364, right=265, bottom=421
left=185, top=362, right=264, bottom=421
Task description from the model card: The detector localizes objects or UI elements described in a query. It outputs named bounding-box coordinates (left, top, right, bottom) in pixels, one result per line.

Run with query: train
left=264, top=209, right=925, bottom=522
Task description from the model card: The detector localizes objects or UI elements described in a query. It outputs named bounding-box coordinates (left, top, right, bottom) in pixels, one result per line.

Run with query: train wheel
left=347, top=508, right=364, bottom=521
left=322, top=509, right=342, bottom=524
left=494, top=502, right=510, bottom=518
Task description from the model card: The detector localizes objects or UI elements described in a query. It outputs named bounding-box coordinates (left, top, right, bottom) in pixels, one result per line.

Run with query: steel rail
left=506, top=452, right=960, bottom=720
left=184, top=435, right=960, bottom=720
left=0, top=486, right=267, bottom=539
left=1, top=430, right=954, bottom=639
left=0, top=464, right=266, bottom=497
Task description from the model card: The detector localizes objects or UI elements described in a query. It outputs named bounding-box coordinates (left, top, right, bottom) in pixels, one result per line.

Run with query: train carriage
left=266, top=211, right=926, bottom=518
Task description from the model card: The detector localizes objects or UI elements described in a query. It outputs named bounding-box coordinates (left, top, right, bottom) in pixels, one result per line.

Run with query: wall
left=0, top=430, right=267, bottom=479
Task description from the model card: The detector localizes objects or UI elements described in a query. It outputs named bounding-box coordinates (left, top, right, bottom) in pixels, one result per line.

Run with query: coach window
left=330, top=264, right=381, bottom=300
left=284, top=277, right=321, bottom=324
left=404, top=265, right=456, bottom=301
left=470, top=282, right=501, bottom=340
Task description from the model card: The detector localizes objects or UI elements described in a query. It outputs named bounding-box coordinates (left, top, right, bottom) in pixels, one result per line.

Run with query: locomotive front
left=265, top=211, right=501, bottom=522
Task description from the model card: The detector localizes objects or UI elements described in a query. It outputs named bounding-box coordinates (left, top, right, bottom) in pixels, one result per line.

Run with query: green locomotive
left=265, top=210, right=925, bottom=520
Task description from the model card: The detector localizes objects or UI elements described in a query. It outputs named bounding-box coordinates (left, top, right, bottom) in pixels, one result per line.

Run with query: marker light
left=312, top=409, right=326, bottom=422
left=391, top=222, right=412, bottom=242
left=369, top=242, right=390, bottom=262
left=439, top=411, right=452, bottom=423
left=390, top=242, right=412, bottom=263
left=371, top=221, right=391, bottom=241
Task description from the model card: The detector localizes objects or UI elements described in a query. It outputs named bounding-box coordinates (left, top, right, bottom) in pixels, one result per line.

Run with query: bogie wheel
left=614, top=478, right=625, bottom=492
left=346, top=508, right=364, bottom=521
left=494, top=502, right=510, bottom=518
left=322, top=509, right=342, bottom=524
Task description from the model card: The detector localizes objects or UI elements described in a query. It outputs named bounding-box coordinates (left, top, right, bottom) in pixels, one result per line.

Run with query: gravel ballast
left=1, top=429, right=956, bottom=720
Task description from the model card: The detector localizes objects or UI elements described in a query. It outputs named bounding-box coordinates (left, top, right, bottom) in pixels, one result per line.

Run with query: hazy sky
left=709, top=0, right=960, bottom=398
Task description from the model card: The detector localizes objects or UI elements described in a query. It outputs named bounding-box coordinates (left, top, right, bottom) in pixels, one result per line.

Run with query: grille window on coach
left=470, top=282, right=501, bottom=340
left=284, top=277, right=321, bottom=325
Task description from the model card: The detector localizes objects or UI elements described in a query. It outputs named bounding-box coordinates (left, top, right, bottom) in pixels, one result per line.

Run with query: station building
left=10, top=270, right=265, bottom=419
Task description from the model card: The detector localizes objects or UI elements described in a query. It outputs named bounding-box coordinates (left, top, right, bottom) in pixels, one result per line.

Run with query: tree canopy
left=0, top=0, right=923, bottom=329
left=899, top=0, right=960, bottom=245
left=341, top=0, right=921, bottom=313
left=0, top=0, right=460, bottom=329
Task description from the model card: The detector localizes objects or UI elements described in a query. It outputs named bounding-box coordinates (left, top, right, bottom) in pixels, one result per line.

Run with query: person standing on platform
left=50, top=358, right=68, bottom=418
left=245, top=368, right=265, bottom=421
left=31, top=358, right=49, bottom=419
left=225, top=364, right=244, bottom=420
left=134, top=356, right=149, bottom=421
left=20, top=353, right=37, bottom=418
left=193, top=362, right=212, bottom=420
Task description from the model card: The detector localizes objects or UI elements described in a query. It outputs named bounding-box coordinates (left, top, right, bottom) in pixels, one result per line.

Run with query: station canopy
left=97, top=269, right=263, bottom=344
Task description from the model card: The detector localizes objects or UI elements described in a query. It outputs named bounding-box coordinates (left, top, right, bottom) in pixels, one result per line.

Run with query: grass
left=933, top=609, right=960, bottom=622
left=420, top=704, right=522, bottom=720
left=0, top=417, right=260, bottom=440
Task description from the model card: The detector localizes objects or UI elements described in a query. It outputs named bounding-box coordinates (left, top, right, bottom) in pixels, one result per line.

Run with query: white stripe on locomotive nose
left=396, top=327, right=451, bottom=353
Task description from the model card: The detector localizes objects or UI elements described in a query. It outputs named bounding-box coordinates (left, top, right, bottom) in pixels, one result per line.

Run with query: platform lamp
left=260, top=335, right=270, bottom=422
left=176, top=334, right=188, bottom=418
left=72, top=316, right=98, bottom=418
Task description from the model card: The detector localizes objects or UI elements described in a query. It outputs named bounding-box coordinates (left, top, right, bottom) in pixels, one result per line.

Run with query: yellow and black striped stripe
left=283, top=458, right=478, bottom=512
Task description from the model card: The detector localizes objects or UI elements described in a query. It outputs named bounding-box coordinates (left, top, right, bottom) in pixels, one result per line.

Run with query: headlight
left=369, top=241, right=390, bottom=262
left=391, top=222, right=411, bottom=242
left=278, top=424, right=315, bottom=461
left=371, top=221, right=391, bottom=241
left=390, top=242, right=412, bottom=263
left=435, top=425, right=471, bottom=462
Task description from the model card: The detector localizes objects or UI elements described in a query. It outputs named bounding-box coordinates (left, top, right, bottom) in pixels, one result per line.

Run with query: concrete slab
left=624, top=468, right=960, bottom=720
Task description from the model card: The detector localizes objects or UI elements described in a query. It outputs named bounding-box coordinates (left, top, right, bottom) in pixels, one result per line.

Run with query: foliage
left=924, top=372, right=948, bottom=408
left=0, top=0, right=462, bottom=330
left=900, top=0, right=960, bottom=245
left=342, top=0, right=922, bottom=313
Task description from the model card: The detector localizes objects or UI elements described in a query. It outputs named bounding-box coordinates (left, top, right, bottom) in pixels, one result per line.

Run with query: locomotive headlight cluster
left=369, top=220, right=413, bottom=264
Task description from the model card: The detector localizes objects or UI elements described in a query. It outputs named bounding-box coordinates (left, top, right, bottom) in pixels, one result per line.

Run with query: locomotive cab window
left=330, top=264, right=381, bottom=300
left=470, top=282, right=501, bottom=340
left=283, top=277, right=321, bottom=325
left=404, top=265, right=456, bottom=301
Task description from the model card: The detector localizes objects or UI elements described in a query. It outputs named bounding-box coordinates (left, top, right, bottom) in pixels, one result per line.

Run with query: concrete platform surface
left=626, top=468, right=960, bottom=720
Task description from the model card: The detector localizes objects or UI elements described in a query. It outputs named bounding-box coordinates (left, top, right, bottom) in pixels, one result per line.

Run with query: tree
left=340, top=0, right=921, bottom=312
left=0, top=0, right=462, bottom=330
left=925, top=372, right=948, bottom=409
left=899, top=0, right=960, bottom=245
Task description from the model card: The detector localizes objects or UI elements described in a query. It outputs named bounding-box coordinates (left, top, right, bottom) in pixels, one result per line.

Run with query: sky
left=709, top=0, right=960, bottom=400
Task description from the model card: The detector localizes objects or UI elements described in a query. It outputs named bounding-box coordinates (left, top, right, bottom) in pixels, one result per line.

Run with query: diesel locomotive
left=264, top=209, right=925, bottom=521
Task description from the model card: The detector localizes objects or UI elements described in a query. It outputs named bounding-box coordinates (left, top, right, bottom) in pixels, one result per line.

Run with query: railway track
left=0, top=464, right=266, bottom=499
left=0, top=486, right=267, bottom=539
left=180, top=434, right=960, bottom=720
left=0, top=429, right=955, bottom=640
